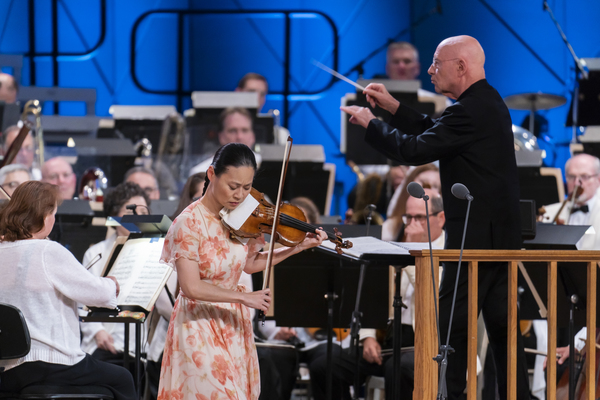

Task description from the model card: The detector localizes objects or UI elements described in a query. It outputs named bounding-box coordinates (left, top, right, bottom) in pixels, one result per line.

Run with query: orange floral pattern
left=158, top=200, right=264, bottom=400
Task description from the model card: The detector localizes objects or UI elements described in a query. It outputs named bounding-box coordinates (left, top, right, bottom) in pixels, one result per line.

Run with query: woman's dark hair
left=0, top=181, right=62, bottom=242
left=172, top=172, right=205, bottom=219
left=103, top=181, right=151, bottom=217
left=202, top=143, right=257, bottom=196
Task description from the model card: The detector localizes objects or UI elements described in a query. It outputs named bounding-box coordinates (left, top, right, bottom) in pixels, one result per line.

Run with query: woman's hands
left=95, top=330, right=117, bottom=354
left=106, top=276, right=120, bottom=297
left=296, top=228, right=328, bottom=252
left=243, top=288, right=271, bottom=312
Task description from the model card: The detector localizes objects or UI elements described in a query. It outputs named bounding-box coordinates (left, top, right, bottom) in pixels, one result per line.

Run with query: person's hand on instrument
left=274, top=327, right=298, bottom=341
left=362, top=337, right=383, bottom=365
left=296, top=228, right=328, bottom=252
left=340, top=106, right=377, bottom=129
left=244, top=288, right=271, bottom=312
left=543, top=345, right=571, bottom=369
left=95, top=330, right=117, bottom=354
left=363, top=83, right=400, bottom=114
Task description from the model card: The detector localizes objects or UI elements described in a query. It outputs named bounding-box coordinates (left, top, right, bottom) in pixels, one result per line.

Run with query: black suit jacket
left=366, top=79, right=521, bottom=251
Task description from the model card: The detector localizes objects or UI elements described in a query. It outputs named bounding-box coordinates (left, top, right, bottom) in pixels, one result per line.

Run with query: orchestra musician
left=0, top=163, right=31, bottom=197
left=0, top=181, right=136, bottom=400
left=41, top=157, right=77, bottom=200
left=342, top=35, right=531, bottom=399
left=157, top=143, right=326, bottom=400
left=80, top=182, right=151, bottom=371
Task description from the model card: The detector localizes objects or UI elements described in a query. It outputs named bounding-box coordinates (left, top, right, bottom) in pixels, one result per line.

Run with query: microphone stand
left=342, top=5, right=442, bottom=79
left=436, top=196, right=472, bottom=399
left=350, top=204, right=376, bottom=399
left=543, top=0, right=588, bottom=143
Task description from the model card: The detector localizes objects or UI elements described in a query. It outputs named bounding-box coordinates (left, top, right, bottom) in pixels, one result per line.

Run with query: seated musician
left=0, top=163, right=31, bottom=196
left=328, top=187, right=445, bottom=400
left=0, top=72, right=17, bottom=104
left=2, top=125, right=41, bottom=180
left=541, top=153, right=600, bottom=249
left=80, top=182, right=150, bottom=370
left=41, top=157, right=77, bottom=200
left=533, top=153, right=600, bottom=398
left=0, top=181, right=136, bottom=400
left=124, top=166, right=161, bottom=201
left=189, top=107, right=262, bottom=176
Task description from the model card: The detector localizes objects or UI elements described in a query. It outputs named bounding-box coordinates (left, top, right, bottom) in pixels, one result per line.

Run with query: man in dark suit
left=342, top=35, right=530, bottom=399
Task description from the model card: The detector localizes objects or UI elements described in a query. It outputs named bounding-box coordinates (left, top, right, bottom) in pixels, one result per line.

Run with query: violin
left=227, top=188, right=353, bottom=254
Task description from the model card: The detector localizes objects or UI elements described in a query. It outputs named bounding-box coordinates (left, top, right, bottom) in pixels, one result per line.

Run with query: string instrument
left=229, top=187, right=353, bottom=254
left=551, top=185, right=584, bottom=225
left=555, top=330, right=600, bottom=400
left=0, top=100, right=42, bottom=170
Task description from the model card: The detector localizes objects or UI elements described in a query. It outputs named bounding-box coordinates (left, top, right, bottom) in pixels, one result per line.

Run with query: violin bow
left=260, top=136, right=293, bottom=323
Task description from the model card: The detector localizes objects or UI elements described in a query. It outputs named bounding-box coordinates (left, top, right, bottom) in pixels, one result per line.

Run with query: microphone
left=437, top=183, right=474, bottom=399
left=126, top=204, right=138, bottom=215
left=364, top=204, right=377, bottom=236
left=451, top=183, right=473, bottom=201
left=407, top=181, right=429, bottom=200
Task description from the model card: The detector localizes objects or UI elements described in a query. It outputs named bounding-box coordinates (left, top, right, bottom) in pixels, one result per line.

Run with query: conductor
left=342, top=35, right=530, bottom=399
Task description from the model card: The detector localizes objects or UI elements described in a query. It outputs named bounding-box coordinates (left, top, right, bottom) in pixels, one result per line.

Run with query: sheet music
left=320, top=236, right=440, bottom=258
left=107, top=238, right=172, bottom=310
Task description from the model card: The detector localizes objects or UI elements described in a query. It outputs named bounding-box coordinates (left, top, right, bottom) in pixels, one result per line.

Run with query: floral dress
left=157, top=200, right=264, bottom=400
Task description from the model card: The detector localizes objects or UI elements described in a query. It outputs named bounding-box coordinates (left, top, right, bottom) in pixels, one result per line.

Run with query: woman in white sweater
left=0, top=181, right=136, bottom=400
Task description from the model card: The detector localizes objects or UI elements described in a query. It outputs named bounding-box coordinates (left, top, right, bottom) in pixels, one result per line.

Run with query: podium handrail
left=409, top=249, right=599, bottom=400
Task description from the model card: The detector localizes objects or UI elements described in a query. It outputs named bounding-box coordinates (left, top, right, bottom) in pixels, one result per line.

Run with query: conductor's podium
left=410, top=249, right=599, bottom=400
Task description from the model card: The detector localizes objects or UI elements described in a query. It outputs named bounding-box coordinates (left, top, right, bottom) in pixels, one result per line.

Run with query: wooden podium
left=410, top=249, right=599, bottom=400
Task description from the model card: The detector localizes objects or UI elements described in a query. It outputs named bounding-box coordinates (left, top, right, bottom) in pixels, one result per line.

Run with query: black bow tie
left=572, top=204, right=589, bottom=214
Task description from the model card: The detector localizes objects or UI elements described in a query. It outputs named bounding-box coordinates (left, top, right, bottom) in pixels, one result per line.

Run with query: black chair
left=0, top=303, right=114, bottom=400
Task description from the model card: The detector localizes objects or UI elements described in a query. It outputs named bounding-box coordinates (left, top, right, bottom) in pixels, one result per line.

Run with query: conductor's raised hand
left=363, top=83, right=400, bottom=114
left=244, top=288, right=271, bottom=312
left=340, top=106, right=376, bottom=129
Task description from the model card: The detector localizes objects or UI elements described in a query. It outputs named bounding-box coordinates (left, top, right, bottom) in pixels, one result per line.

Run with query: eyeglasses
left=2, top=181, right=21, bottom=189
left=566, top=174, right=598, bottom=183
left=402, top=212, right=440, bottom=225
left=142, top=186, right=159, bottom=195
left=47, top=172, right=73, bottom=181
left=431, top=58, right=459, bottom=68
left=123, top=204, right=150, bottom=215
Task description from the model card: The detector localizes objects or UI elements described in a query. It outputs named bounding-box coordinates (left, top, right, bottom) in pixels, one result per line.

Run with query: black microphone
left=126, top=204, right=138, bottom=215
left=437, top=183, right=474, bottom=399
left=451, top=183, right=473, bottom=201
left=364, top=204, right=377, bottom=236
left=407, top=181, right=429, bottom=200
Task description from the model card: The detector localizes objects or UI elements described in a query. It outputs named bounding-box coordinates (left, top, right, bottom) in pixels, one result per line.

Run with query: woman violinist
left=157, top=143, right=326, bottom=400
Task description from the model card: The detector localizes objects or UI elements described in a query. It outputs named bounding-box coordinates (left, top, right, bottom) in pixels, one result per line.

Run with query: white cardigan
left=0, top=239, right=117, bottom=370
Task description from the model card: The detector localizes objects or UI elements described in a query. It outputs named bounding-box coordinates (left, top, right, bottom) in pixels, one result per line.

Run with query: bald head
left=428, top=35, right=486, bottom=99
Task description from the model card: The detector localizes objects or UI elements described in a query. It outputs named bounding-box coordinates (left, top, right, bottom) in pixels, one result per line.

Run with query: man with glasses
left=542, top=153, right=600, bottom=248
left=342, top=35, right=531, bottom=399
left=0, top=164, right=31, bottom=197
left=2, top=125, right=42, bottom=180
left=340, top=188, right=445, bottom=400
left=124, top=166, right=160, bottom=201
left=41, top=157, right=77, bottom=200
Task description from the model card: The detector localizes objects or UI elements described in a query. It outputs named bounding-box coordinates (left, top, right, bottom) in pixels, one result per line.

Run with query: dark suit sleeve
left=365, top=102, right=476, bottom=165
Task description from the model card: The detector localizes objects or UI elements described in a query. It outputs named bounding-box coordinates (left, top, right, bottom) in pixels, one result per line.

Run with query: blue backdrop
left=0, top=0, right=598, bottom=214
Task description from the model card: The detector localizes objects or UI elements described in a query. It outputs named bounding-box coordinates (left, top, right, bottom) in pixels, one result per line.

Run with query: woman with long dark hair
left=157, top=143, right=326, bottom=400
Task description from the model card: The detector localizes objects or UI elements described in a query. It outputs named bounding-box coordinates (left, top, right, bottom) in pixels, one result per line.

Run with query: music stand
left=275, top=233, right=416, bottom=400
left=82, top=214, right=172, bottom=394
